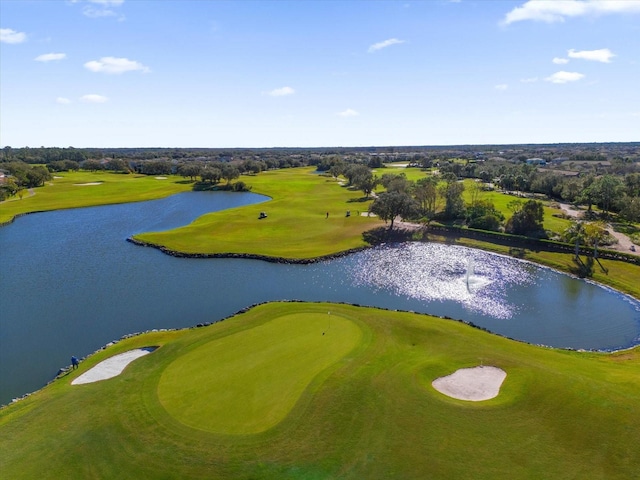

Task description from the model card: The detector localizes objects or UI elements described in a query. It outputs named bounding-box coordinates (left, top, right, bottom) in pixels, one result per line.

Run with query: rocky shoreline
left=125, top=236, right=370, bottom=264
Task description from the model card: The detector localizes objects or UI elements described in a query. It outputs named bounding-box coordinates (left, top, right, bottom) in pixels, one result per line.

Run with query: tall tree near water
left=369, top=191, right=417, bottom=230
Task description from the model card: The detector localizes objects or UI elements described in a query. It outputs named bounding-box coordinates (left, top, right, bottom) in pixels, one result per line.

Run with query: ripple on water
left=349, top=243, right=537, bottom=319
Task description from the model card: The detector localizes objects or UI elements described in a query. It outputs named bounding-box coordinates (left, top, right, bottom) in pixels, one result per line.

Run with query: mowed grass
left=1, top=302, right=639, bottom=479
left=135, top=167, right=384, bottom=259
left=157, top=312, right=362, bottom=434
left=0, top=171, right=192, bottom=223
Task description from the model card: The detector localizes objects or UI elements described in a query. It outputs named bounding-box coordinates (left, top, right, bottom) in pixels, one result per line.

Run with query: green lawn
left=0, top=171, right=194, bottom=224
left=460, top=180, right=573, bottom=234
left=157, top=312, right=362, bottom=434
left=135, top=168, right=384, bottom=259
left=2, top=302, right=638, bottom=479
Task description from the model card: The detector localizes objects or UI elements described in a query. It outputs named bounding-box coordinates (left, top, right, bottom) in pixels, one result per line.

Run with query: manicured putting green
left=157, top=312, right=362, bottom=434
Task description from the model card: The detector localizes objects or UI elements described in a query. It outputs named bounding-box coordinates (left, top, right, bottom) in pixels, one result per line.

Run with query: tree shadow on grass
left=569, top=256, right=594, bottom=278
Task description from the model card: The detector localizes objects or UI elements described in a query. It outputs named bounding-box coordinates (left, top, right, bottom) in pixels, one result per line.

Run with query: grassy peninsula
left=133, top=167, right=383, bottom=259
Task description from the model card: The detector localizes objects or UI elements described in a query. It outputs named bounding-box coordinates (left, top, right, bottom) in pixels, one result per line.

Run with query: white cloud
left=495, top=84, right=509, bottom=91
left=520, top=77, right=539, bottom=83
left=88, top=0, right=124, bottom=5
left=56, top=97, right=72, bottom=104
left=0, top=28, right=27, bottom=44
left=35, top=53, right=67, bottom=62
left=553, top=57, right=569, bottom=64
left=83, top=7, right=117, bottom=18
left=338, top=109, right=359, bottom=117
left=84, top=56, right=149, bottom=74
left=503, top=0, right=640, bottom=25
left=80, top=94, right=108, bottom=103
left=267, top=86, right=295, bottom=97
left=368, top=38, right=405, bottom=53
left=568, top=48, right=615, bottom=63
left=545, top=71, right=585, bottom=84
left=73, top=0, right=125, bottom=19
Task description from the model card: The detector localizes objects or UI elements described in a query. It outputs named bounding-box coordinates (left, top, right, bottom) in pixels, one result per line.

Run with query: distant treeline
left=2, top=144, right=639, bottom=222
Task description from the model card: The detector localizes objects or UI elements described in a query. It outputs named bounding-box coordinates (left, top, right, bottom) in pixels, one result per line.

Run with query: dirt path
left=0, top=188, right=35, bottom=204
left=556, top=202, right=638, bottom=256
left=557, top=202, right=583, bottom=218
left=606, top=227, right=639, bottom=255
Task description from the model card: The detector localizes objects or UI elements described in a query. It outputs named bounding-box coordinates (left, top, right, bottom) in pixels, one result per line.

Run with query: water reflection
left=350, top=243, right=534, bottom=319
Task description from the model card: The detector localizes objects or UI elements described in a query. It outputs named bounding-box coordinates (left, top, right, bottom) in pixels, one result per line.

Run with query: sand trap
left=387, top=163, right=409, bottom=167
left=71, top=348, right=155, bottom=385
left=74, top=182, right=102, bottom=186
left=155, top=176, right=167, bottom=180
left=432, top=366, right=506, bottom=401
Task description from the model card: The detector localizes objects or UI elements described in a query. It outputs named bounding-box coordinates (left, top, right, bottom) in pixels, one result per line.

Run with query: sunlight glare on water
left=350, top=243, right=535, bottom=319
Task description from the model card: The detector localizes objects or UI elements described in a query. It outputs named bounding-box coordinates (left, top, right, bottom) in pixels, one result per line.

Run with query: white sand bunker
left=155, top=176, right=167, bottom=180
left=432, top=366, right=506, bottom=401
left=74, top=182, right=102, bottom=186
left=72, top=348, right=155, bottom=385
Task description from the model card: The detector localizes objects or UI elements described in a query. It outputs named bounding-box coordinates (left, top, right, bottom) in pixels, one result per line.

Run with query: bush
left=232, top=181, right=251, bottom=192
left=468, top=214, right=502, bottom=231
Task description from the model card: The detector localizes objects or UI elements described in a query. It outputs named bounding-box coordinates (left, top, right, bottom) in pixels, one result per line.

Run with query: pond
left=1, top=191, right=639, bottom=405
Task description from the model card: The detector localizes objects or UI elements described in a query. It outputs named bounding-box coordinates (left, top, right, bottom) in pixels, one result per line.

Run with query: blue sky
left=1, top=0, right=639, bottom=148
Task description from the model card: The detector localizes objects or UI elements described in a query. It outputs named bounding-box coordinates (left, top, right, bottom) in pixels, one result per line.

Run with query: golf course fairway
left=157, top=312, right=362, bottom=434
left=1, top=302, right=639, bottom=479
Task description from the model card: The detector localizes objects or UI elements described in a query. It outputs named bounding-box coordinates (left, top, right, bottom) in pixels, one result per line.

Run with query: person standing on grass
left=71, top=356, right=79, bottom=370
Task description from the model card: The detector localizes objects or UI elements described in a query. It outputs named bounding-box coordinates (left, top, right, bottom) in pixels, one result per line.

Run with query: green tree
left=562, top=221, right=586, bottom=258
left=178, top=163, right=202, bottom=181
left=620, top=196, right=640, bottom=223
left=414, top=176, right=439, bottom=221
left=221, top=164, right=240, bottom=185
left=353, top=172, right=378, bottom=198
left=505, top=199, right=546, bottom=238
left=200, top=167, right=222, bottom=184
left=329, top=164, right=344, bottom=180
left=439, top=178, right=465, bottom=220
left=594, top=174, right=623, bottom=218
left=344, top=164, right=370, bottom=186
left=466, top=200, right=504, bottom=231
left=369, top=191, right=417, bottom=230
left=82, top=159, right=103, bottom=172
left=25, top=166, right=51, bottom=187
left=380, top=173, right=412, bottom=194
left=105, top=158, right=129, bottom=172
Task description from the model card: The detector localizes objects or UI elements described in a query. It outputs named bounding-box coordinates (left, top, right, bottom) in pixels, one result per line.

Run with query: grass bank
left=134, top=167, right=384, bottom=259
left=0, top=171, right=192, bottom=224
left=1, top=302, right=638, bottom=479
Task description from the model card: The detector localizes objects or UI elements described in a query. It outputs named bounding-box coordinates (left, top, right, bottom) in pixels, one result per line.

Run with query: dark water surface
left=1, top=192, right=639, bottom=405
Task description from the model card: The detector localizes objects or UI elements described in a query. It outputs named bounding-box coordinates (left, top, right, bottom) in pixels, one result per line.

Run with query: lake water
left=1, top=192, right=639, bottom=405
